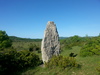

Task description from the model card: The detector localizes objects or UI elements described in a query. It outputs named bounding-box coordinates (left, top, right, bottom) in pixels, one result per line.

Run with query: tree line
left=9, top=36, right=42, bottom=42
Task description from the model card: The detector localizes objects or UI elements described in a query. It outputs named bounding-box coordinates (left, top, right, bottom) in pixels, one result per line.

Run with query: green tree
left=0, top=30, right=12, bottom=50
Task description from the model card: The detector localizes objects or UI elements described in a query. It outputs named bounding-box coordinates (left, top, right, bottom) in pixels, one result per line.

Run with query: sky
left=0, top=0, right=100, bottom=38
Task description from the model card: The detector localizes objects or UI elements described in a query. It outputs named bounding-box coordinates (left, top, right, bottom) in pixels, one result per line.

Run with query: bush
left=0, top=48, right=17, bottom=74
left=80, top=37, right=100, bottom=57
left=45, top=55, right=79, bottom=69
left=80, top=49, right=93, bottom=57
left=60, top=35, right=89, bottom=51
left=0, top=30, right=42, bottom=74
left=16, top=50, right=41, bottom=68
left=97, top=62, right=100, bottom=74
left=0, top=48, right=42, bottom=75
left=29, top=43, right=40, bottom=52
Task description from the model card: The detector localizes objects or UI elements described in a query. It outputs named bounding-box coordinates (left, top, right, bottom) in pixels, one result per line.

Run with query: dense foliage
left=28, top=43, right=40, bottom=52
left=1, top=30, right=100, bottom=74
left=0, top=31, right=42, bottom=75
left=45, top=55, right=79, bottom=69
left=60, top=35, right=100, bottom=57
left=0, top=49, right=42, bottom=75
left=0, top=30, right=12, bottom=50
left=80, top=37, right=100, bottom=57
left=60, top=35, right=88, bottom=50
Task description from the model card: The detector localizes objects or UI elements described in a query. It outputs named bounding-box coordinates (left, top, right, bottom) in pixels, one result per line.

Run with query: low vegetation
left=0, top=30, right=42, bottom=75
left=45, top=55, right=79, bottom=69
left=9, top=36, right=42, bottom=42
left=0, top=30, right=100, bottom=75
left=60, top=35, right=89, bottom=50
left=80, top=37, right=100, bottom=57
left=97, top=62, right=100, bottom=74
left=0, top=48, right=42, bottom=75
left=22, top=47, right=100, bottom=75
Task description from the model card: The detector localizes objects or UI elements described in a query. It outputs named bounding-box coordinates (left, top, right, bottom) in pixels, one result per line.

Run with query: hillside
left=9, top=36, right=67, bottom=42
left=9, top=36, right=42, bottom=42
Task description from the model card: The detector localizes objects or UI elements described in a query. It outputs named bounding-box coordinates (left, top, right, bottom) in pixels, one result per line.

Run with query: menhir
left=41, top=21, right=60, bottom=63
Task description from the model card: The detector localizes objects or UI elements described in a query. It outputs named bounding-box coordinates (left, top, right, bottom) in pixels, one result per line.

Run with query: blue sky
left=0, top=0, right=100, bottom=38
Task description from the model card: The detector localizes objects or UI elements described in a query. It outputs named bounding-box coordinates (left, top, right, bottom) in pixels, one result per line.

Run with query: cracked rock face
left=41, top=21, right=60, bottom=63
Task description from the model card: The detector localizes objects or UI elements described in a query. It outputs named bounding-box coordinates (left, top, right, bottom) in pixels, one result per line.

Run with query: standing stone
left=41, top=21, right=60, bottom=63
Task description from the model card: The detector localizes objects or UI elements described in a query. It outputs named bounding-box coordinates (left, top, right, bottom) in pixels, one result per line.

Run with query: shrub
left=0, top=48, right=17, bottom=74
left=16, top=50, right=41, bottom=68
left=45, top=55, right=79, bottom=69
left=80, top=37, right=100, bottom=57
left=0, top=48, right=41, bottom=75
left=29, top=43, right=40, bottom=52
left=0, top=30, right=42, bottom=74
left=80, top=49, right=93, bottom=57
left=60, top=35, right=87, bottom=51
left=97, top=62, right=100, bottom=74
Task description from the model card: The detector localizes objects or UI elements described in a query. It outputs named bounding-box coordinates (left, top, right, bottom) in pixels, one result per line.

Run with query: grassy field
left=20, top=46, right=100, bottom=75
left=12, top=42, right=41, bottom=50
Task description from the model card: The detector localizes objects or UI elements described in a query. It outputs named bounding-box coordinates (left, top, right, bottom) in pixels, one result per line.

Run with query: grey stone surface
left=41, top=21, right=60, bottom=63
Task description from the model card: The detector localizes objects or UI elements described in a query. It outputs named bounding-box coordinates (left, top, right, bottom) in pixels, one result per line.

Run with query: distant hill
left=59, top=37, right=67, bottom=39
left=9, top=36, right=42, bottom=42
left=9, top=36, right=67, bottom=42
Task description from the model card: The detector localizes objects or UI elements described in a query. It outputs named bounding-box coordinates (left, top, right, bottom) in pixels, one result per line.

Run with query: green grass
left=61, top=46, right=81, bottom=56
left=20, top=46, right=100, bottom=75
left=12, top=41, right=41, bottom=50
